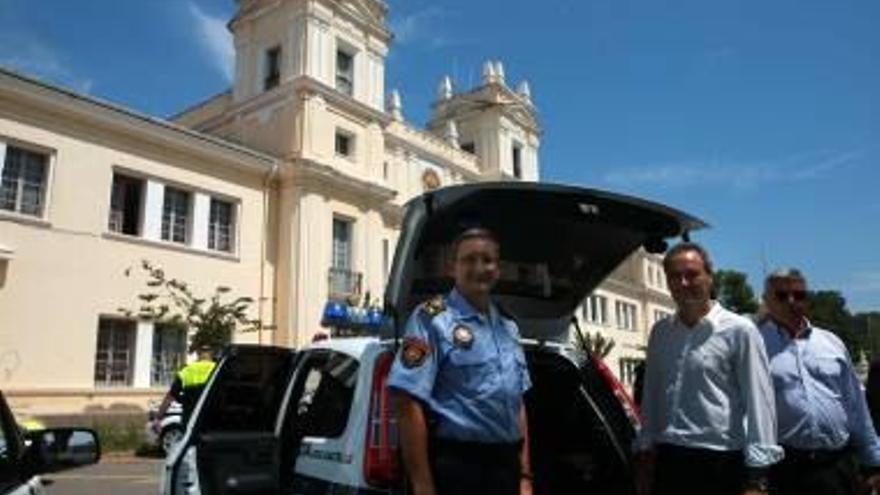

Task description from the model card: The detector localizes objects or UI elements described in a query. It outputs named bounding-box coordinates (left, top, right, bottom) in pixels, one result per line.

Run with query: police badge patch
left=452, top=325, right=474, bottom=349
left=401, top=337, right=430, bottom=368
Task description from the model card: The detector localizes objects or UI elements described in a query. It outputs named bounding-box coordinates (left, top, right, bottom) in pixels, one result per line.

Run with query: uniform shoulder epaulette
left=420, top=294, right=446, bottom=317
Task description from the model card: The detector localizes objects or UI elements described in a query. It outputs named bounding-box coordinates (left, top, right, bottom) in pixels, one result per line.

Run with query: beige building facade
left=577, top=253, right=675, bottom=390
left=0, top=0, right=670, bottom=417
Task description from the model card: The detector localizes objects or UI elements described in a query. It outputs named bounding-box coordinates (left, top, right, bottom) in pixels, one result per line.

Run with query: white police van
left=162, top=182, right=705, bottom=495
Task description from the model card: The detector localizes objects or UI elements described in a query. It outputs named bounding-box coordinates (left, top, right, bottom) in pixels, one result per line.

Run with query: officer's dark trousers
left=653, top=444, right=746, bottom=495
left=430, top=437, right=520, bottom=495
left=770, top=447, right=863, bottom=495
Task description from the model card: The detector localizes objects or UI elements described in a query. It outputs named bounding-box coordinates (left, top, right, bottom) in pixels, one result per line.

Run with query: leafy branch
left=574, top=330, right=616, bottom=359
left=120, top=260, right=261, bottom=353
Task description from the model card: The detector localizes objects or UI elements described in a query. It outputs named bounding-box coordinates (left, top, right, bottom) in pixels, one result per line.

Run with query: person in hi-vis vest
left=154, top=346, right=217, bottom=430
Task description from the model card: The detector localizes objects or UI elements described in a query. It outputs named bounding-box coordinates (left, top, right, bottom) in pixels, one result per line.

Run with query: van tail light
left=364, top=351, right=400, bottom=487
left=592, top=353, right=642, bottom=428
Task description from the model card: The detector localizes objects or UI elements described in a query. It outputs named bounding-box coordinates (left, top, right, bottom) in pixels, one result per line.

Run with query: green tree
left=120, top=260, right=261, bottom=353
left=855, top=311, right=880, bottom=360
left=807, top=290, right=860, bottom=358
left=714, top=269, right=759, bottom=315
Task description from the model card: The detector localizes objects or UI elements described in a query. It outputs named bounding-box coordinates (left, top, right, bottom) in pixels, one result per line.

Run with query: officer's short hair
left=663, top=241, right=714, bottom=277
left=451, top=227, right=500, bottom=259
left=764, top=267, right=807, bottom=293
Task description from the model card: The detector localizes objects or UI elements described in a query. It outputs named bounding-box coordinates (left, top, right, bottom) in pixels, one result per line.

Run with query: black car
left=0, top=390, right=101, bottom=495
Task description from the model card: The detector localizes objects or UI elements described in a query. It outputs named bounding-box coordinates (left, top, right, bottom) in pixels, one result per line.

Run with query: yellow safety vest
left=177, top=360, right=216, bottom=389
left=20, top=418, right=46, bottom=431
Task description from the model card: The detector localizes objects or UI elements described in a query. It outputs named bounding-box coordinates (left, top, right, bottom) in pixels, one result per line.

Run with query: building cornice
left=167, top=89, right=232, bottom=122
left=0, top=242, right=14, bottom=260
left=0, top=67, right=277, bottom=174
left=174, top=75, right=389, bottom=136
left=430, top=82, right=542, bottom=136
left=228, top=0, right=283, bottom=32
left=332, top=0, right=393, bottom=44
left=380, top=202, right=404, bottom=227
left=289, top=156, right=397, bottom=205
left=295, top=76, right=391, bottom=125
left=384, top=121, right=482, bottom=181
left=194, top=82, right=297, bottom=134
left=602, top=276, right=647, bottom=298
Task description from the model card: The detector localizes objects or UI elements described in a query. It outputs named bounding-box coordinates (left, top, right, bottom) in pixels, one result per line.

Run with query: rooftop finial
left=494, top=61, right=506, bottom=84
left=482, top=60, right=497, bottom=85
left=444, top=120, right=460, bottom=147
left=438, top=75, right=453, bottom=100
left=517, top=80, right=531, bottom=103
left=387, top=89, right=403, bottom=121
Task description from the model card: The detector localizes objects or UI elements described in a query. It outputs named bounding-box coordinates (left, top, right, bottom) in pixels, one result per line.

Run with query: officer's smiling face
left=453, top=237, right=501, bottom=301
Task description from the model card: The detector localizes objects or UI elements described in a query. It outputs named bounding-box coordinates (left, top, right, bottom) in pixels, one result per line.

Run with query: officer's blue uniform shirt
left=387, top=288, right=532, bottom=444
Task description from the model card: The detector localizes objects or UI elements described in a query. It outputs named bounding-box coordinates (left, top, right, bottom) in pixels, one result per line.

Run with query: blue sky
left=2, top=0, right=879, bottom=311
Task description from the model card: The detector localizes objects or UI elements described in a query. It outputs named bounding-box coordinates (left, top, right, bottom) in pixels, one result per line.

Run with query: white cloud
left=187, top=2, right=234, bottom=83
left=389, top=7, right=456, bottom=48
left=602, top=149, right=862, bottom=190
left=0, top=32, right=94, bottom=93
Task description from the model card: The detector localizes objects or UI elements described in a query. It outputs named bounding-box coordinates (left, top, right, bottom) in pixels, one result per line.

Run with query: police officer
left=388, top=227, right=533, bottom=495
left=155, top=345, right=216, bottom=428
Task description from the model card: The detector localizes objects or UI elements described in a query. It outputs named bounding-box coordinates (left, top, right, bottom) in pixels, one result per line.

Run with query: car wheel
left=160, top=426, right=184, bottom=455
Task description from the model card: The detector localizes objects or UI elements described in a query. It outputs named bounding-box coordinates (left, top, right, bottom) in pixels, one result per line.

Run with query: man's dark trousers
left=652, top=444, right=746, bottom=495
left=770, top=447, right=864, bottom=495
left=429, top=438, right=520, bottom=495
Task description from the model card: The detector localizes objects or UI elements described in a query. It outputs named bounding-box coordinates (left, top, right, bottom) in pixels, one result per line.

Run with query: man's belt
left=780, top=445, right=850, bottom=465
left=430, top=436, right=522, bottom=457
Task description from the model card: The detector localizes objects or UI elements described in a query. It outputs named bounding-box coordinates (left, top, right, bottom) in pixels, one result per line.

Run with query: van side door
left=165, top=346, right=299, bottom=495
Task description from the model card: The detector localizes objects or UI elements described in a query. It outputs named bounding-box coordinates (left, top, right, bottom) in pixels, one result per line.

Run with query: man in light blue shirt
left=759, top=268, right=880, bottom=495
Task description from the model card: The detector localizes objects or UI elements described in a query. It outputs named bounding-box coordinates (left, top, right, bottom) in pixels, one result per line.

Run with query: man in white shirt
left=634, top=242, right=783, bottom=495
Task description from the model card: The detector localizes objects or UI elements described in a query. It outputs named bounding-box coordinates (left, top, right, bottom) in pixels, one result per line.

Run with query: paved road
left=44, top=456, right=163, bottom=495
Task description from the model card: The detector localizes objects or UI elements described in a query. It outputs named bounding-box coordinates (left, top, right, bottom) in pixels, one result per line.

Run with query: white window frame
left=335, top=43, right=356, bottom=96
left=335, top=129, right=355, bottom=159
left=161, top=186, right=192, bottom=245
left=208, top=197, right=237, bottom=253
left=151, top=322, right=188, bottom=387
left=583, top=294, right=608, bottom=326
left=382, top=238, right=390, bottom=277
left=654, top=309, right=672, bottom=324
left=615, top=301, right=638, bottom=331
left=108, top=172, right=146, bottom=236
left=94, top=317, right=137, bottom=388
left=106, top=167, right=240, bottom=256
left=332, top=216, right=354, bottom=270
left=0, top=138, right=55, bottom=221
left=512, top=141, right=523, bottom=179
left=263, top=44, right=282, bottom=91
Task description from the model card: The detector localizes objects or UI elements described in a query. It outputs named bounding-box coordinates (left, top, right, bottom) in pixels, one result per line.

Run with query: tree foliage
left=807, top=290, right=860, bottom=358
left=855, top=312, right=880, bottom=360
left=120, top=260, right=261, bottom=353
left=714, top=269, right=759, bottom=315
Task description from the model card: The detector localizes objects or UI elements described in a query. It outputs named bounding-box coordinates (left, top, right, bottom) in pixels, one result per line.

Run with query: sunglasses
left=775, top=290, right=807, bottom=302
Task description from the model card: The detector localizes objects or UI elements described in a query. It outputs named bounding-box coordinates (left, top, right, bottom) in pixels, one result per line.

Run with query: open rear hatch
left=383, top=182, right=706, bottom=342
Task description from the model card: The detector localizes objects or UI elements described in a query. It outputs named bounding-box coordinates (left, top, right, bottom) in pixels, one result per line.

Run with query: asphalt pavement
left=44, top=456, right=163, bottom=495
